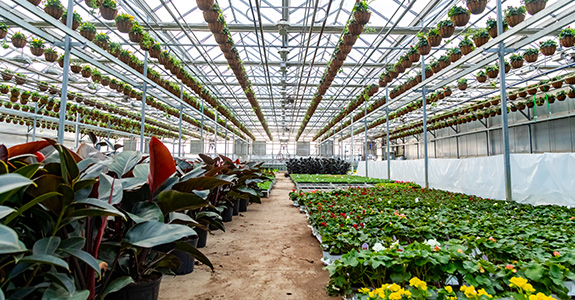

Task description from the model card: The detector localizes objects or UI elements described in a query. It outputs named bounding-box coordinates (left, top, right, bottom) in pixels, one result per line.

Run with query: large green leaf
left=524, top=263, right=545, bottom=281
left=133, top=163, right=149, bottom=179
left=0, top=224, right=26, bottom=254
left=72, top=198, right=125, bottom=218
left=4, top=192, right=62, bottom=224
left=61, top=248, right=101, bottom=276
left=0, top=206, right=15, bottom=219
left=0, top=173, right=35, bottom=204
left=173, top=177, right=231, bottom=192
left=100, top=276, right=134, bottom=300
left=20, top=254, right=69, bottom=270
left=56, top=144, right=80, bottom=184
left=42, top=285, right=89, bottom=300
left=33, top=237, right=61, bottom=255
left=175, top=241, right=214, bottom=270
left=14, top=163, right=41, bottom=179
left=98, top=174, right=122, bottom=205
left=123, top=221, right=195, bottom=248
left=157, top=190, right=209, bottom=214
left=108, top=151, right=142, bottom=178
left=126, top=202, right=164, bottom=223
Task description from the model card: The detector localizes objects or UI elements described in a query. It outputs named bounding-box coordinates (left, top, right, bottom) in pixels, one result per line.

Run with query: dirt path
left=159, top=173, right=336, bottom=300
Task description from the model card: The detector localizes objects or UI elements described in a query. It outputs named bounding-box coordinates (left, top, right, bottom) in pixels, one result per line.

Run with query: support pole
left=200, top=101, right=204, bottom=153
left=364, top=99, right=368, bottom=177
left=386, top=107, right=391, bottom=181
left=140, top=51, right=148, bottom=152
left=214, top=111, right=218, bottom=156
left=178, top=105, right=183, bottom=157
left=496, top=0, right=513, bottom=201
left=421, top=33, right=429, bottom=189
left=32, top=102, right=38, bottom=141
left=57, top=0, right=75, bottom=144
left=350, top=115, right=354, bottom=171
left=74, top=112, right=80, bottom=149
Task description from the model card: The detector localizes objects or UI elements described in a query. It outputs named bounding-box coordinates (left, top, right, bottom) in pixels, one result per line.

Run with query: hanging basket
left=524, top=53, right=538, bottom=63
left=451, top=13, right=470, bottom=27
left=70, top=65, right=81, bottom=73
left=30, top=47, right=44, bottom=57
left=401, top=59, right=412, bottom=69
left=196, top=0, right=214, bottom=11
left=81, top=69, right=91, bottom=78
left=473, top=36, right=489, bottom=47
left=347, top=23, right=363, bottom=36
left=408, top=53, right=421, bottom=63
left=560, top=36, right=575, bottom=48
left=540, top=46, right=556, bottom=56
left=438, top=25, right=455, bottom=38
left=208, top=22, right=224, bottom=33
left=0, top=29, right=6, bottom=39
left=467, top=0, right=488, bottom=14
left=11, top=37, right=27, bottom=49
left=551, top=81, right=563, bottom=89
left=354, top=11, right=371, bottom=25
left=44, top=6, right=63, bottom=19
left=486, top=70, right=498, bottom=78
left=460, top=45, right=474, bottom=55
left=343, top=34, right=358, bottom=45
left=449, top=53, right=462, bottom=62
left=458, top=83, right=468, bottom=91
left=476, top=75, right=487, bottom=83
left=116, top=21, right=133, bottom=33
left=80, top=30, right=96, bottom=41
left=100, top=6, right=117, bottom=20
left=62, top=18, right=80, bottom=31
left=203, top=10, right=219, bottom=23
left=510, top=60, right=523, bottom=69
left=417, top=45, right=431, bottom=55
left=565, top=76, right=575, bottom=85
left=427, top=35, right=442, bottom=47
left=505, top=14, right=525, bottom=27
left=525, top=0, right=546, bottom=15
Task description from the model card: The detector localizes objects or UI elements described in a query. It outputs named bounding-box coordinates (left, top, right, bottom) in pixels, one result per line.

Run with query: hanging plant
left=448, top=47, right=462, bottom=62
left=448, top=6, right=471, bottom=27
left=556, top=90, right=567, bottom=101
left=10, top=86, right=20, bottom=98
left=70, top=62, right=81, bottom=73
left=15, top=73, right=26, bottom=85
left=208, top=14, right=225, bottom=33
left=523, top=48, right=539, bottom=62
left=504, top=6, right=526, bottom=27
left=352, top=0, right=371, bottom=26
left=476, top=70, right=487, bottom=82
left=81, top=65, right=92, bottom=78
left=108, top=41, right=121, bottom=57
left=0, top=23, right=8, bottom=39
left=416, top=35, right=431, bottom=55
left=466, top=0, right=488, bottom=14
left=486, top=17, right=508, bottom=38
left=523, top=0, right=547, bottom=15
left=196, top=0, right=214, bottom=11
left=0, top=84, right=8, bottom=94
left=550, top=76, right=563, bottom=89
left=485, top=65, right=499, bottom=78
left=115, top=13, right=135, bottom=33
left=10, top=32, right=27, bottom=48
left=203, top=3, right=220, bottom=23
left=509, top=53, right=524, bottom=69
left=538, top=79, right=550, bottom=92
left=437, top=20, right=455, bottom=38
left=38, top=81, right=48, bottom=91
left=29, top=37, right=45, bottom=56
left=61, top=10, right=82, bottom=30
left=100, top=0, right=118, bottom=20
left=558, top=27, right=575, bottom=48
left=44, top=0, right=64, bottom=19
left=79, top=22, right=97, bottom=41
left=93, top=32, right=110, bottom=49
left=539, top=39, right=557, bottom=56
left=427, top=28, right=442, bottom=47
left=457, top=78, right=468, bottom=90
left=472, top=28, right=490, bottom=47
left=347, top=18, right=363, bottom=36
left=128, top=23, right=144, bottom=43
left=458, top=36, right=475, bottom=55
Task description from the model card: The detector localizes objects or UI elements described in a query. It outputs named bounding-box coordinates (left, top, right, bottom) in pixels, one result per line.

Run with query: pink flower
left=554, top=251, right=561, bottom=257
left=505, top=264, right=514, bottom=269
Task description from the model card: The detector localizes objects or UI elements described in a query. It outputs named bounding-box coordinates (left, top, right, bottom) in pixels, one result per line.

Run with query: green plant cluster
left=290, top=174, right=393, bottom=184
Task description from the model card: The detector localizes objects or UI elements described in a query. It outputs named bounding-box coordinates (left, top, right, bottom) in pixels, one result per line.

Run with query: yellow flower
left=409, top=277, right=427, bottom=291
left=402, top=290, right=412, bottom=297
left=444, top=286, right=453, bottom=293
left=523, top=283, right=536, bottom=293
left=510, top=276, right=529, bottom=289
left=464, top=286, right=478, bottom=298
left=529, top=293, right=555, bottom=300
left=389, top=283, right=401, bottom=292
left=389, top=292, right=403, bottom=300
left=460, top=285, right=468, bottom=293
left=358, top=287, right=370, bottom=294
left=478, top=288, right=492, bottom=298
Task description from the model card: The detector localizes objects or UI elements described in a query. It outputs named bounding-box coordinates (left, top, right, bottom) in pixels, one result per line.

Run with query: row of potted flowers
left=295, top=0, right=371, bottom=141
left=197, top=0, right=272, bottom=140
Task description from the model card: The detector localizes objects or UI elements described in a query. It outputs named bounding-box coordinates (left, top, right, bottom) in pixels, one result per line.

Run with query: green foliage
left=504, top=6, right=526, bottom=17
left=0, top=23, right=8, bottom=31
left=448, top=6, right=470, bottom=17
left=559, top=27, right=575, bottom=39
left=62, top=10, right=82, bottom=23
left=11, top=31, right=26, bottom=40
left=79, top=22, right=97, bottom=32
left=101, top=0, right=117, bottom=9
left=437, top=19, right=454, bottom=28
left=457, top=78, right=467, bottom=85
left=29, top=38, right=44, bottom=48
left=524, top=48, right=539, bottom=55
left=539, top=39, right=558, bottom=48
left=486, top=17, right=508, bottom=30
left=485, top=65, right=499, bottom=72
left=44, top=0, right=64, bottom=9
left=510, top=53, right=524, bottom=61
left=471, top=28, right=490, bottom=39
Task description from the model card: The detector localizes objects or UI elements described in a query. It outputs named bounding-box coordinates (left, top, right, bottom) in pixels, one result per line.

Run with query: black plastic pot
left=155, top=236, right=199, bottom=275
left=222, top=205, right=233, bottom=222
left=232, top=199, right=240, bottom=216
left=196, top=227, right=208, bottom=248
left=239, top=199, right=248, bottom=212
left=106, top=273, right=162, bottom=300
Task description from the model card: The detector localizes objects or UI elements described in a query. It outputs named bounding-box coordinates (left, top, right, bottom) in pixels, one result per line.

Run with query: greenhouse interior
left=1, top=0, right=575, bottom=299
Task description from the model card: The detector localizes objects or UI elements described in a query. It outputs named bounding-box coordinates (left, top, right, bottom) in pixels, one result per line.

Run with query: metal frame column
left=56, top=0, right=75, bottom=144
left=421, top=34, right=429, bottom=189
left=496, top=0, right=513, bottom=201
left=74, top=112, right=80, bottom=149
left=386, top=107, right=391, bottom=181
left=350, top=115, right=354, bottom=170
left=214, top=111, right=218, bottom=156
left=364, top=99, right=368, bottom=177
left=140, top=52, right=148, bottom=152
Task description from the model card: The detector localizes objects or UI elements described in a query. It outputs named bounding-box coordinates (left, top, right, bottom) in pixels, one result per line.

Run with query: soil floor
left=159, top=173, right=336, bottom=300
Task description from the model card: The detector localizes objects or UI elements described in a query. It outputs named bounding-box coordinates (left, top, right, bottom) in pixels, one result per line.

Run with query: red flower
left=320, top=222, right=327, bottom=227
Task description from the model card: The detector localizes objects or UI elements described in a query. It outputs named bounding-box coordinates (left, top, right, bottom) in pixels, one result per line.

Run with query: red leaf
left=0, top=145, right=7, bottom=162
left=7, top=140, right=50, bottom=158
left=147, top=137, right=176, bottom=196
left=44, top=138, right=83, bottom=163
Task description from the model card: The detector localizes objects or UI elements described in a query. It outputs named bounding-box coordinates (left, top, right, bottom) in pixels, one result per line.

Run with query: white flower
left=424, top=239, right=441, bottom=248
left=390, top=240, right=399, bottom=248
left=415, top=197, right=420, bottom=203
left=373, top=242, right=386, bottom=252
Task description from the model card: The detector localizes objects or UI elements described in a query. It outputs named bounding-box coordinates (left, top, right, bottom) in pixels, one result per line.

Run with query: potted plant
left=427, top=28, right=442, bottom=47
left=100, top=0, right=118, bottom=20
left=43, top=47, right=58, bottom=63
left=538, top=79, right=550, bottom=92
left=108, top=41, right=122, bottom=57
left=527, top=84, right=538, bottom=95
left=2, top=69, right=13, bottom=81
left=407, top=45, right=420, bottom=62
left=93, top=32, right=110, bottom=49
left=517, top=87, right=527, bottom=97
left=569, top=88, right=575, bottom=98
left=27, top=37, right=44, bottom=57
left=416, top=34, right=431, bottom=55
left=448, top=6, right=471, bottom=27
left=523, top=0, right=547, bottom=15
left=539, top=39, right=557, bottom=56
left=437, top=20, right=454, bottom=38
left=466, top=0, right=488, bottom=14
left=347, top=18, right=363, bottom=36
left=0, top=84, right=8, bottom=94
left=70, top=62, right=81, bottom=73
left=559, top=27, right=575, bottom=48
left=38, top=80, right=48, bottom=91
left=203, top=3, right=220, bottom=23
left=10, top=86, right=20, bottom=98
left=486, top=17, right=508, bottom=38
left=62, top=9, right=82, bottom=30
left=81, top=65, right=92, bottom=78
left=0, top=23, right=7, bottom=39
left=524, top=48, right=539, bottom=62
left=448, top=47, right=462, bottom=62
left=20, top=90, right=30, bottom=104
left=11, top=32, right=27, bottom=48
left=15, top=73, right=26, bottom=85
left=208, top=13, right=225, bottom=34
left=438, top=55, right=450, bottom=68
left=504, top=60, right=511, bottom=73
left=457, top=78, right=468, bottom=90
left=551, top=76, right=563, bottom=88
left=459, top=36, right=475, bottom=55
left=353, top=0, right=371, bottom=26
left=510, top=53, right=524, bottom=68
left=44, top=0, right=64, bottom=19
left=115, top=12, right=135, bottom=33
left=196, top=0, right=214, bottom=11
left=485, top=65, right=499, bottom=78
left=556, top=90, right=567, bottom=101
left=504, top=6, right=526, bottom=27
left=444, top=85, right=453, bottom=96
left=430, top=60, right=442, bottom=74
left=476, top=70, right=487, bottom=82
left=79, top=22, right=97, bottom=41
left=472, top=28, right=490, bottom=47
